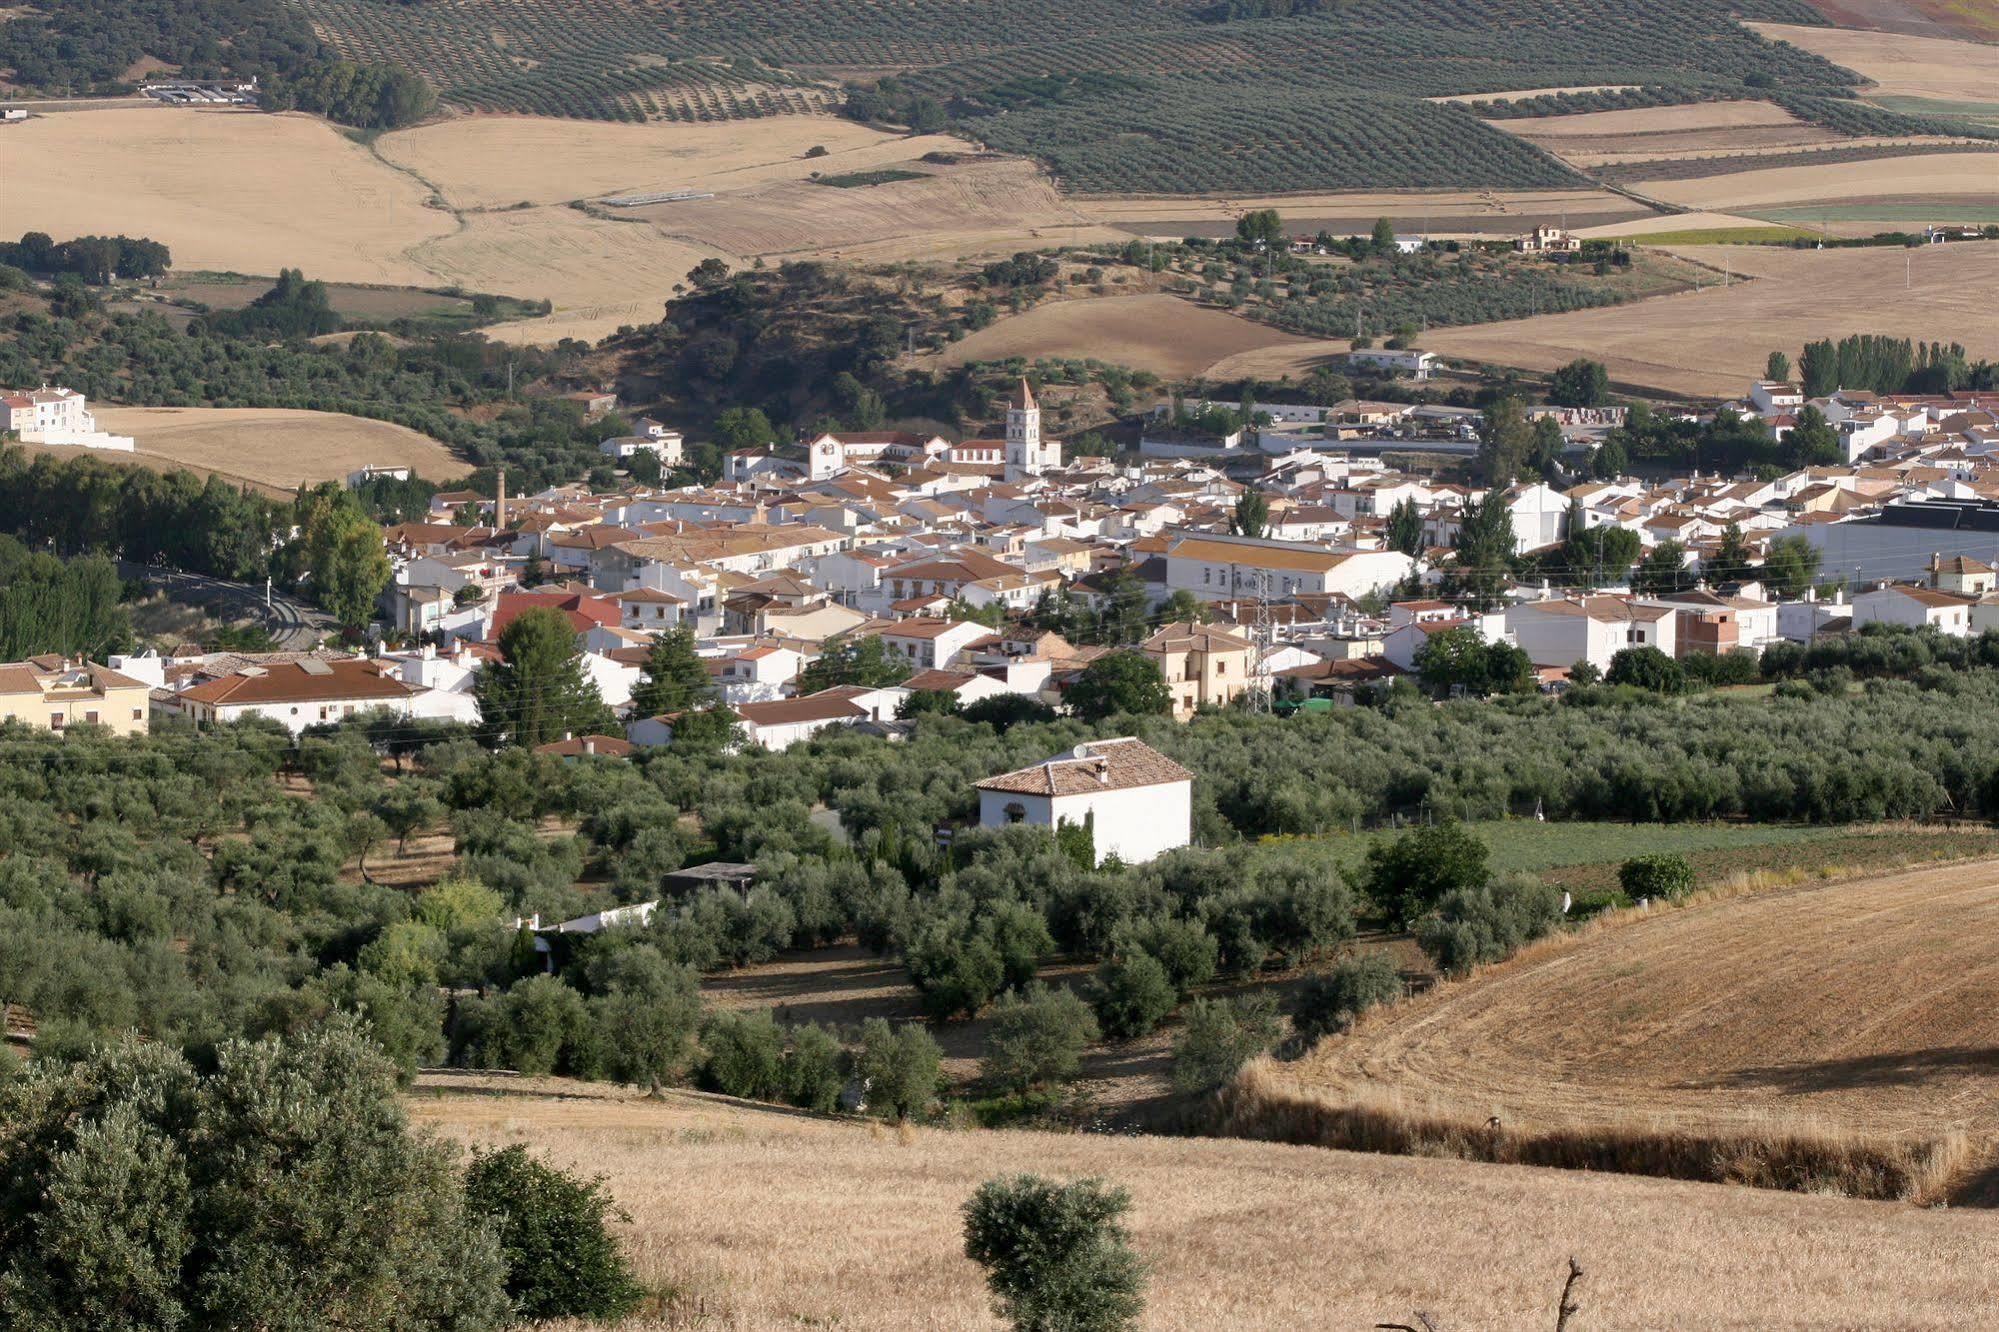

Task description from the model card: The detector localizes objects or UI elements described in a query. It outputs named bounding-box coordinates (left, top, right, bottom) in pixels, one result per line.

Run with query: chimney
left=1929, top=552, right=1941, bottom=587
left=495, top=467, right=507, bottom=533
left=1094, top=757, right=1109, bottom=785
left=583, top=737, right=597, bottom=755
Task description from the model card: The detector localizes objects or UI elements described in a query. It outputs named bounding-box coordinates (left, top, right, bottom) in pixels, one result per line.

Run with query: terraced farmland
left=289, top=0, right=1899, bottom=194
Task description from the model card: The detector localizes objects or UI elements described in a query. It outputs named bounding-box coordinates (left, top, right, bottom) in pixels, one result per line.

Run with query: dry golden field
left=1245, top=860, right=1999, bottom=1200
left=1747, top=21, right=1999, bottom=100
left=411, top=1074, right=1999, bottom=1330
left=930, top=293, right=1318, bottom=380
left=1642, top=150, right=1999, bottom=210
left=0, top=109, right=454, bottom=285
left=1425, top=240, right=1999, bottom=396
left=370, top=114, right=964, bottom=211
left=83, top=406, right=470, bottom=490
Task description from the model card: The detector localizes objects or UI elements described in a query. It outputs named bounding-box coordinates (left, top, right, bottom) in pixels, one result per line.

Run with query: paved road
left=121, top=562, right=336, bottom=649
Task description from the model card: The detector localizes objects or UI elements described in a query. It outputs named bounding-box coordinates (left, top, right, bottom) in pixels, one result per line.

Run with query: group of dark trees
left=0, top=231, right=170, bottom=283
left=201, top=268, right=343, bottom=340
left=1598, top=402, right=1841, bottom=477
left=0, top=536, right=131, bottom=660
left=0, top=0, right=433, bottom=128
left=1793, top=334, right=1998, bottom=397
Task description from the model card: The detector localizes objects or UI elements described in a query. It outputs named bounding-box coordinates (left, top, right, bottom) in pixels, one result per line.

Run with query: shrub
left=785, top=1022, right=846, bottom=1113
left=1089, top=950, right=1178, bottom=1041
left=850, top=1017, right=941, bottom=1120
left=905, top=921, right=1006, bottom=1020
left=963, top=1175, right=1146, bottom=1332
left=1415, top=874, right=1565, bottom=974
left=1362, top=821, right=1490, bottom=925
left=699, top=1009, right=787, bottom=1101
left=1294, top=951, right=1403, bottom=1041
left=1619, top=853, right=1696, bottom=903
left=1121, top=915, right=1217, bottom=995
left=1606, top=645, right=1685, bottom=694
left=1170, top=992, right=1282, bottom=1093
left=982, top=983, right=1101, bottom=1094
left=462, top=1145, right=644, bottom=1321
left=0, top=1021, right=509, bottom=1330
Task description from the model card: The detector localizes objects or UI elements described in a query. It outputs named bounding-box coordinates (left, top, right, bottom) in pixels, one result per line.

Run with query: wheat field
left=413, top=1074, right=1999, bottom=1330
left=1237, top=859, right=1999, bottom=1202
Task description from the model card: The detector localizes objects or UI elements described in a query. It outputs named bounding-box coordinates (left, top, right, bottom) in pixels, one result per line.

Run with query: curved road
left=120, top=562, right=337, bottom=650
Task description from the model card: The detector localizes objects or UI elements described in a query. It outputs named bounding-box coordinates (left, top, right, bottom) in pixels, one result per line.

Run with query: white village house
left=974, top=737, right=1192, bottom=865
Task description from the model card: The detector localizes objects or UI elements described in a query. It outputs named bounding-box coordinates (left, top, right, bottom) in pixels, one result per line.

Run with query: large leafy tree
left=1385, top=496, right=1424, bottom=556
left=1229, top=488, right=1268, bottom=539
left=1476, top=396, right=1533, bottom=487
left=1414, top=626, right=1532, bottom=699
left=1067, top=650, right=1170, bottom=721
left=1633, top=540, right=1692, bottom=597
left=1549, top=357, right=1609, bottom=408
left=796, top=634, right=906, bottom=692
left=1447, top=490, right=1518, bottom=610
left=1786, top=404, right=1842, bottom=467
left=0, top=1020, right=511, bottom=1331
left=293, top=484, right=391, bottom=630
left=474, top=606, right=614, bottom=747
left=630, top=626, right=712, bottom=718
left=1762, top=534, right=1823, bottom=598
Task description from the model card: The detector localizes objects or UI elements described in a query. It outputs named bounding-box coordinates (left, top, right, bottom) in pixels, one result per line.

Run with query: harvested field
left=1426, top=241, right=1999, bottom=397
left=1240, top=859, right=1999, bottom=1201
left=1082, top=186, right=1653, bottom=238
left=371, top=114, right=963, bottom=211
left=1573, top=209, right=1785, bottom=237
left=632, top=156, right=1098, bottom=261
left=1504, top=99, right=1807, bottom=137
left=412, top=1074, right=1999, bottom=1329
left=932, top=293, right=1316, bottom=380
left=83, top=407, right=468, bottom=490
left=406, top=206, right=724, bottom=347
left=1642, top=151, right=1999, bottom=209
left=1748, top=22, right=1999, bottom=98
left=0, top=109, right=454, bottom=286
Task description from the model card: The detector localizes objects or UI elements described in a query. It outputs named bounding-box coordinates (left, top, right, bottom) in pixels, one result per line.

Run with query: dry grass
left=1504, top=99, right=1810, bottom=137
left=371, top=114, right=964, bottom=211
left=929, top=293, right=1317, bottom=380
left=0, top=109, right=454, bottom=286
left=81, top=406, right=469, bottom=490
left=1425, top=240, right=1999, bottom=396
left=411, top=1073, right=1999, bottom=1329
left=1747, top=21, right=1999, bottom=99
left=1236, top=858, right=1999, bottom=1202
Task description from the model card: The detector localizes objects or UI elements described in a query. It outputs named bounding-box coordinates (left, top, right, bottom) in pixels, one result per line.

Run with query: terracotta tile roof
left=976, top=737, right=1192, bottom=797
left=178, top=658, right=419, bottom=707
left=735, top=695, right=870, bottom=726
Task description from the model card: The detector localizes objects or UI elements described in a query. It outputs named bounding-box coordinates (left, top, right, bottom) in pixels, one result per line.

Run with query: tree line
left=0, top=231, right=170, bottom=283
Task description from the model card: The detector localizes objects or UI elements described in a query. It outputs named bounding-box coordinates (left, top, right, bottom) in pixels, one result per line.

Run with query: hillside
left=413, top=1073, right=1999, bottom=1329
left=283, top=0, right=1906, bottom=194
left=1226, top=858, right=1999, bottom=1203
left=15, top=0, right=1962, bottom=195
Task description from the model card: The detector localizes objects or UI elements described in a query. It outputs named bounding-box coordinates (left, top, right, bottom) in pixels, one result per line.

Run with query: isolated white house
left=974, top=737, right=1193, bottom=865
left=1, top=385, right=133, bottom=451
